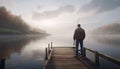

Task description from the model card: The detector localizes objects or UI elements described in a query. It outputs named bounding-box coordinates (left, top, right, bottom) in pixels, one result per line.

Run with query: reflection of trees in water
left=91, top=35, right=120, bottom=45
left=0, top=35, right=45, bottom=59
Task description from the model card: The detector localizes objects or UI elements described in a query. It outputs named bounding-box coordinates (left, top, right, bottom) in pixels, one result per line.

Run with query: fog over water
left=0, top=34, right=120, bottom=69
left=0, top=0, right=120, bottom=69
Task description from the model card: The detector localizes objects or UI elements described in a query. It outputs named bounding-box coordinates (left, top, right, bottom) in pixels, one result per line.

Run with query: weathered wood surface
left=45, top=47, right=91, bottom=69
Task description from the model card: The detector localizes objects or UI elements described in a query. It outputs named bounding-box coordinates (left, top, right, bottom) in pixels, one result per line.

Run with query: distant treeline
left=92, top=23, right=120, bottom=35
left=0, top=6, right=46, bottom=35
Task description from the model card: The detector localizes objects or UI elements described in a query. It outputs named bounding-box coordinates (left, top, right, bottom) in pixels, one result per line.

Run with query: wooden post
left=95, top=51, right=99, bottom=66
left=48, top=44, right=50, bottom=54
left=83, top=48, right=86, bottom=57
left=51, top=42, right=53, bottom=49
left=0, top=58, right=5, bottom=69
left=45, top=48, right=48, bottom=60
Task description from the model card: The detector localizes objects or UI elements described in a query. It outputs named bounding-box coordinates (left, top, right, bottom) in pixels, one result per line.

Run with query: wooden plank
left=45, top=47, right=91, bottom=69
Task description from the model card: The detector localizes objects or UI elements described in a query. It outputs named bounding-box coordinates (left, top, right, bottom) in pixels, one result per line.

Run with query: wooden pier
left=44, top=42, right=120, bottom=69
left=45, top=47, right=91, bottom=69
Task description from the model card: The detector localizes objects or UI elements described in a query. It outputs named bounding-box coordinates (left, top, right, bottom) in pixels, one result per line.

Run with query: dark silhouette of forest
left=0, top=6, right=46, bottom=35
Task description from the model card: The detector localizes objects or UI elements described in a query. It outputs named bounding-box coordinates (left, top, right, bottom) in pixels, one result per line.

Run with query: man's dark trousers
left=75, top=40, right=83, bottom=56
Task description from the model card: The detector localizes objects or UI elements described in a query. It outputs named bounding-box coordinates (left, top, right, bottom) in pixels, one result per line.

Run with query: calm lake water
left=0, top=34, right=120, bottom=69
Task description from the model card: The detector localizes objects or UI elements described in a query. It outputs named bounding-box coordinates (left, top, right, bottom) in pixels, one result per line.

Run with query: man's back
left=73, top=27, right=85, bottom=40
left=73, top=24, right=86, bottom=56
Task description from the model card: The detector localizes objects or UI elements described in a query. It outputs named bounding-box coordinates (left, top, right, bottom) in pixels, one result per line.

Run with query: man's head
left=77, top=24, right=81, bottom=27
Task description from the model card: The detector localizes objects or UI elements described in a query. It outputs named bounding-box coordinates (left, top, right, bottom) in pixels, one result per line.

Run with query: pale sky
left=0, top=0, right=120, bottom=36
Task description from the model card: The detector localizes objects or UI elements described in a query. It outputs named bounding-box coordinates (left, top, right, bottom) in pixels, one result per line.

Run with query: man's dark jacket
left=73, top=27, right=85, bottom=40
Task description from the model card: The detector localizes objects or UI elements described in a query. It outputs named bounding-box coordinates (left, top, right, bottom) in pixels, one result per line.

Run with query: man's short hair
left=77, top=24, right=81, bottom=27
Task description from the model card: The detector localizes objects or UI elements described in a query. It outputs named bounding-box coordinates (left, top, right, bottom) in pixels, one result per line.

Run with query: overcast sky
left=0, top=0, right=120, bottom=36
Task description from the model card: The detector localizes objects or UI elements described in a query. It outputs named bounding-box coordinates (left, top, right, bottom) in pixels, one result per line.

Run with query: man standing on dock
left=73, top=24, right=86, bottom=56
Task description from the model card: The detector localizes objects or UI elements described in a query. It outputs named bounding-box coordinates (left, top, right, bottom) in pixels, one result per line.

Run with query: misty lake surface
left=0, top=35, right=120, bottom=69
